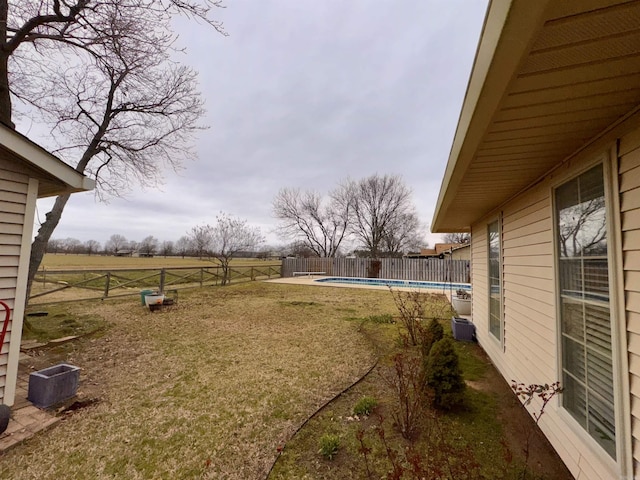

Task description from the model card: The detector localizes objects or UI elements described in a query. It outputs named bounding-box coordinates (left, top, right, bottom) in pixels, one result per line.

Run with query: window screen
left=555, top=164, right=615, bottom=457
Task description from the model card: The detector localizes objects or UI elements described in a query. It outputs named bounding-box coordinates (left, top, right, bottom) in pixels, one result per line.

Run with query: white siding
left=470, top=146, right=630, bottom=479
left=0, top=164, right=28, bottom=404
left=619, top=125, right=640, bottom=477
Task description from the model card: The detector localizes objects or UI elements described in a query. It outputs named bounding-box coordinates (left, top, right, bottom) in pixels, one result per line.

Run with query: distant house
left=431, top=1, right=640, bottom=479
left=0, top=123, right=93, bottom=406
left=449, top=244, right=470, bottom=261
left=406, top=243, right=469, bottom=259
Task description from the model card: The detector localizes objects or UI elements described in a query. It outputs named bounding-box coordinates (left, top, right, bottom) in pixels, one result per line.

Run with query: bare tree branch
left=347, top=174, right=421, bottom=258
left=273, top=187, right=350, bottom=257
left=18, top=0, right=226, bottom=300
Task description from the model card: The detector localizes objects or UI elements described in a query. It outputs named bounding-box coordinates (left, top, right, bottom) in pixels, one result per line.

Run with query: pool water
left=314, top=277, right=471, bottom=291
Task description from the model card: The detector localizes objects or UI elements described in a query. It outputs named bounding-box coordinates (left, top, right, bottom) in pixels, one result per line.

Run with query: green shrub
left=425, top=337, right=466, bottom=410
left=420, top=318, right=444, bottom=358
left=353, top=396, right=377, bottom=416
left=318, top=433, right=340, bottom=460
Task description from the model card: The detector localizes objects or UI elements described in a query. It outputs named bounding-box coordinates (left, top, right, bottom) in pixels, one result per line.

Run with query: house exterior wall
left=619, top=126, right=640, bottom=477
left=0, top=158, right=38, bottom=406
left=470, top=122, right=640, bottom=479
left=450, top=246, right=471, bottom=261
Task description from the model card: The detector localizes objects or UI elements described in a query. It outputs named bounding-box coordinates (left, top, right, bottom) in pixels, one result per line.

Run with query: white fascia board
left=0, top=123, right=95, bottom=192
left=431, top=0, right=552, bottom=232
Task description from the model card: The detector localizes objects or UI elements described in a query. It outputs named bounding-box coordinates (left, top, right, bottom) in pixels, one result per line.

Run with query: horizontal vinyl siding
left=471, top=150, right=628, bottom=480
left=501, top=187, right=557, bottom=382
left=620, top=125, right=640, bottom=477
left=0, top=167, right=27, bottom=405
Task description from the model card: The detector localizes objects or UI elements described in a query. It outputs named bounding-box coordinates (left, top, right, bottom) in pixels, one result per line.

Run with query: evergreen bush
left=425, top=337, right=466, bottom=410
left=420, top=318, right=444, bottom=359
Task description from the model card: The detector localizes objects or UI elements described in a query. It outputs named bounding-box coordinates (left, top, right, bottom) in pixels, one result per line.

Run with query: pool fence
left=282, top=257, right=470, bottom=283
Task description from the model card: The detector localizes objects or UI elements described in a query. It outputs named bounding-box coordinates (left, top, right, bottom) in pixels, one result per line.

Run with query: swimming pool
left=314, top=277, right=471, bottom=291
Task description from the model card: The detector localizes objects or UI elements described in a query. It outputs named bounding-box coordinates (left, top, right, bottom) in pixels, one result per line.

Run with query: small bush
left=353, top=396, right=377, bottom=416
left=388, top=288, right=425, bottom=346
left=425, top=337, right=466, bottom=410
left=318, top=433, right=340, bottom=460
left=420, top=318, right=444, bottom=358
left=380, top=353, right=423, bottom=439
left=367, top=313, right=394, bottom=324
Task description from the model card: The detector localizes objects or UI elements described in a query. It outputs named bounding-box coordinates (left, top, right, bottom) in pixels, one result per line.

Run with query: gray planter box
left=451, top=316, right=476, bottom=342
left=28, top=363, right=80, bottom=408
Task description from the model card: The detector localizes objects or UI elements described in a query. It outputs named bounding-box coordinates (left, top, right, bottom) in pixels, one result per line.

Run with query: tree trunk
left=221, top=260, right=230, bottom=286
left=0, top=1, right=12, bottom=128
left=26, top=194, right=70, bottom=302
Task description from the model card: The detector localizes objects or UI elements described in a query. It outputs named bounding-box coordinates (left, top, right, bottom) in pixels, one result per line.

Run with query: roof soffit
left=431, top=0, right=640, bottom=232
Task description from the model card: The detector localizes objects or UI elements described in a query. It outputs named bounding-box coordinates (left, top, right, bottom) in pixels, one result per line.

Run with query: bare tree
left=84, top=239, right=101, bottom=256
left=287, top=240, right=318, bottom=258
left=273, top=187, right=350, bottom=257
left=382, top=212, right=425, bottom=256
left=194, top=213, right=264, bottom=285
left=128, top=240, right=139, bottom=254
left=46, top=238, right=62, bottom=254
left=104, top=234, right=128, bottom=255
left=175, top=236, right=192, bottom=258
left=2, top=1, right=226, bottom=300
left=347, top=174, right=420, bottom=258
left=1, top=1, right=225, bottom=126
left=61, top=237, right=82, bottom=254
left=442, top=232, right=471, bottom=245
left=138, top=235, right=159, bottom=256
left=188, top=225, right=212, bottom=260
left=160, top=240, right=174, bottom=257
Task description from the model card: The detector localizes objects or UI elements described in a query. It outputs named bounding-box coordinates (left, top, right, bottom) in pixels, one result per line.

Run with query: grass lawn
left=4, top=281, right=571, bottom=479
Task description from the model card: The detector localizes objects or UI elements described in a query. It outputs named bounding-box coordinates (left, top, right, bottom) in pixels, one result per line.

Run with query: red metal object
left=0, top=301, right=10, bottom=351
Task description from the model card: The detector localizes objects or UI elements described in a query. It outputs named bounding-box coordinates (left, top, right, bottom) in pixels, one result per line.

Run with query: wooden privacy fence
left=30, top=264, right=282, bottom=305
left=282, top=257, right=470, bottom=283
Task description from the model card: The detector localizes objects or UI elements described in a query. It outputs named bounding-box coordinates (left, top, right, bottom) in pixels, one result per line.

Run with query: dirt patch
left=467, top=348, right=571, bottom=479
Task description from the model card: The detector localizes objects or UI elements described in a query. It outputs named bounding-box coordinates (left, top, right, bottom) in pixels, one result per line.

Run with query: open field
left=5, top=282, right=571, bottom=479
left=39, top=253, right=281, bottom=270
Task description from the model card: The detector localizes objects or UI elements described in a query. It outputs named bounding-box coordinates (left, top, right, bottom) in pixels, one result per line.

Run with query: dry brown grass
left=1, top=282, right=397, bottom=480
left=39, top=253, right=280, bottom=270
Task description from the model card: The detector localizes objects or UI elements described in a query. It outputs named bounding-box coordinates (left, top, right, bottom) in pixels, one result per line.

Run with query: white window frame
left=487, top=216, right=503, bottom=345
left=551, top=151, right=630, bottom=476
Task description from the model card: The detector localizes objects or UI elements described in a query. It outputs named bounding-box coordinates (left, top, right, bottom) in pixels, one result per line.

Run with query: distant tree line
left=45, top=233, right=288, bottom=259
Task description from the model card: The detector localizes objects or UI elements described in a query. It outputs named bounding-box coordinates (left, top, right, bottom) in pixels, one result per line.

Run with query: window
left=488, top=219, right=501, bottom=340
left=555, top=164, right=615, bottom=457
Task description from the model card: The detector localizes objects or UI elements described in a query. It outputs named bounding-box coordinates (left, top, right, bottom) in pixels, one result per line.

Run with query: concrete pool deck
left=265, top=276, right=461, bottom=300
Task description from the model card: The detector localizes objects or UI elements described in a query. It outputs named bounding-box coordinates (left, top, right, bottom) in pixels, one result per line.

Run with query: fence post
left=103, top=272, right=111, bottom=298
left=159, top=268, right=166, bottom=293
left=251, top=266, right=255, bottom=281
left=200, top=268, right=204, bottom=288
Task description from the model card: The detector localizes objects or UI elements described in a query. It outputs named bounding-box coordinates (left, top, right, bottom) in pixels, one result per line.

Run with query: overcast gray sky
left=30, top=0, right=488, bottom=249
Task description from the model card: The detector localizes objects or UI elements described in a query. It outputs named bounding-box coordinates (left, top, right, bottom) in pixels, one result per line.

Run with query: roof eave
left=0, top=123, right=95, bottom=197
left=431, top=0, right=553, bottom=233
